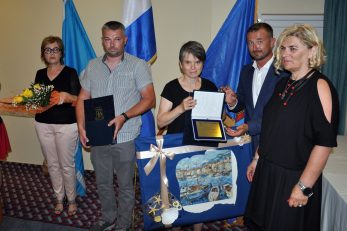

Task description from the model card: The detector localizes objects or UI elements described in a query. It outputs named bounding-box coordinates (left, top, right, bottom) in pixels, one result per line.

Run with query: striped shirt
left=80, top=52, right=153, bottom=143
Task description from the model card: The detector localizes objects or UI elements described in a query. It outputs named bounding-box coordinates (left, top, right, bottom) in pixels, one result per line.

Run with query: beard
left=106, top=50, right=122, bottom=57
left=251, top=49, right=271, bottom=61
left=103, top=45, right=124, bottom=58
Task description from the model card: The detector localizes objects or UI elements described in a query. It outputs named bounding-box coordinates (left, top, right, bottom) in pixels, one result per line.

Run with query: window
left=261, top=14, right=324, bottom=40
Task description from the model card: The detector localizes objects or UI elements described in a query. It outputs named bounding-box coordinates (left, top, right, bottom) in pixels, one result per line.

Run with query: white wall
left=0, top=0, right=327, bottom=169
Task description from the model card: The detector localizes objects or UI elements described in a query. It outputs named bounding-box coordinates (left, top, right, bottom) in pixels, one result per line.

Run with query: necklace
left=279, top=69, right=315, bottom=106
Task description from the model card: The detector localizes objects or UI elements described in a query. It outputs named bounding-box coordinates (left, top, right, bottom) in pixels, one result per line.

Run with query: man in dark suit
left=223, top=22, right=289, bottom=154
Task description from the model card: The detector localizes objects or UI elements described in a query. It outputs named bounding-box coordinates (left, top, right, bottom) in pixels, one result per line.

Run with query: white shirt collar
left=252, top=56, right=274, bottom=71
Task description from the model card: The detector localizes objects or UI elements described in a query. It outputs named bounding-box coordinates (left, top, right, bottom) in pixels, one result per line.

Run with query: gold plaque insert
left=196, top=121, right=222, bottom=138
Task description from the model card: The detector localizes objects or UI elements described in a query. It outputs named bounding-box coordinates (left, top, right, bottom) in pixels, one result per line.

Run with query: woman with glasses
left=34, top=36, right=81, bottom=216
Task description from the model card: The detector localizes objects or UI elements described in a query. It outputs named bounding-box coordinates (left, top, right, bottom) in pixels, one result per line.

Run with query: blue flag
left=62, top=0, right=97, bottom=196
left=202, top=0, right=255, bottom=126
left=123, top=0, right=157, bottom=137
left=202, top=0, right=255, bottom=90
left=63, top=0, right=96, bottom=75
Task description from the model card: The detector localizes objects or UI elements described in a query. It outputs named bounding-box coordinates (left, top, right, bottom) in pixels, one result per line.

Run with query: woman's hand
left=287, top=184, right=308, bottom=208
left=58, top=92, right=70, bottom=104
left=246, top=158, right=258, bottom=182
left=50, top=90, right=60, bottom=105
left=180, top=96, right=197, bottom=112
left=50, top=91, right=77, bottom=105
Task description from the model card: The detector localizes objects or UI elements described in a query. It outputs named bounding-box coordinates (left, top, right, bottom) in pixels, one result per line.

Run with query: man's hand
left=108, top=114, right=127, bottom=141
left=79, top=128, right=90, bottom=148
left=225, top=123, right=248, bottom=137
left=220, top=86, right=237, bottom=107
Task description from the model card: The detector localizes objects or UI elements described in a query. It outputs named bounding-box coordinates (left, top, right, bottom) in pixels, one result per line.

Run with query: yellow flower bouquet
left=13, top=83, right=54, bottom=110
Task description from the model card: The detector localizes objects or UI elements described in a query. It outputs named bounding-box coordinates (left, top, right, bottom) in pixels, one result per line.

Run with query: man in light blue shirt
left=76, top=21, right=155, bottom=231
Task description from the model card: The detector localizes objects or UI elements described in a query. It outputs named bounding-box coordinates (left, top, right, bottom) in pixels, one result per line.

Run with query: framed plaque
left=191, top=91, right=226, bottom=142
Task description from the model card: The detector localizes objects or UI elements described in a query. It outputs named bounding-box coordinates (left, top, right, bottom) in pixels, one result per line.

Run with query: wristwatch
left=298, top=180, right=314, bottom=198
left=121, top=112, right=129, bottom=121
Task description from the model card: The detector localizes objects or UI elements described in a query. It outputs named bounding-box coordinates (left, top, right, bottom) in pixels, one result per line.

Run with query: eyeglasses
left=44, top=47, right=61, bottom=54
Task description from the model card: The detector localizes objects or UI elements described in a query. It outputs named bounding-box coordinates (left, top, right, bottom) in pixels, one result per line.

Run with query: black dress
left=244, top=70, right=339, bottom=231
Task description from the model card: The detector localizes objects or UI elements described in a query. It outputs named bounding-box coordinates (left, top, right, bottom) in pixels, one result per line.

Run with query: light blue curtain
left=322, top=0, right=347, bottom=135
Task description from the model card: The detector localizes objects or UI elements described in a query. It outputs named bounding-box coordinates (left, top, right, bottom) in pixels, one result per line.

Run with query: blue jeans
left=91, top=140, right=135, bottom=228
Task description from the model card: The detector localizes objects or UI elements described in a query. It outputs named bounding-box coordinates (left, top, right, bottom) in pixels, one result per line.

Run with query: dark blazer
left=232, top=63, right=289, bottom=153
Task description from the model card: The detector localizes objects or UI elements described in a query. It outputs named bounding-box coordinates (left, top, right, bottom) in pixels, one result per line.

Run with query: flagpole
left=254, top=0, right=258, bottom=22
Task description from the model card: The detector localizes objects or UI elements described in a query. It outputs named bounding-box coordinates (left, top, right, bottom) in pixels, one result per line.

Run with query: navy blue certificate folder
left=84, top=95, right=115, bottom=146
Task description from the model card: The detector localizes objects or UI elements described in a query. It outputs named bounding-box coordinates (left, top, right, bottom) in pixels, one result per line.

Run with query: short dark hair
left=40, top=36, right=64, bottom=65
left=179, top=41, right=206, bottom=63
left=247, top=22, right=273, bottom=38
left=102, top=21, right=126, bottom=33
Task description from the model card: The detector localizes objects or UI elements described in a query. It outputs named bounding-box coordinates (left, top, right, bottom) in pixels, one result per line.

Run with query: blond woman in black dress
left=244, top=24, right=339, bottom=231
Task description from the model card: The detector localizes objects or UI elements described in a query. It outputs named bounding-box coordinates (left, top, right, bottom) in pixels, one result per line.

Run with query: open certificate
left=191, top=91, right=226, bottom=142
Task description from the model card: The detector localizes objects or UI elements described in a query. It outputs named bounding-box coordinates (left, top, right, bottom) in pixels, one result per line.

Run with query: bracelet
left=121, top=112, right=129, bottom=121
left=252, top=156, right=259, bottom=162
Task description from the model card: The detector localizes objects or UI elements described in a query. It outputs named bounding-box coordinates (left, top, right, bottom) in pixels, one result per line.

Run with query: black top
left=34, top=66, right=81, bottom=124
left=160, top=78, right=218, bottom=134
left=258, top=70, right=339, bottom=170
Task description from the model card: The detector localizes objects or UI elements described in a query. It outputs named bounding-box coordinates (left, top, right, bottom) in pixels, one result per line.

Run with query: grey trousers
left=91, top=140, right=135, bottom=228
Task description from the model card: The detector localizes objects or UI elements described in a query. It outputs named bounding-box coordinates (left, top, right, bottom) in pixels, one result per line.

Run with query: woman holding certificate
left=157, top=41, right=217, bottom=231
left=157, top=41, right=218, bottom=140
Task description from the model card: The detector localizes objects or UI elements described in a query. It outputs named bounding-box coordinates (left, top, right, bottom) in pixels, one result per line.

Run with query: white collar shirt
left=252, top=56, right=274, bottom=107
